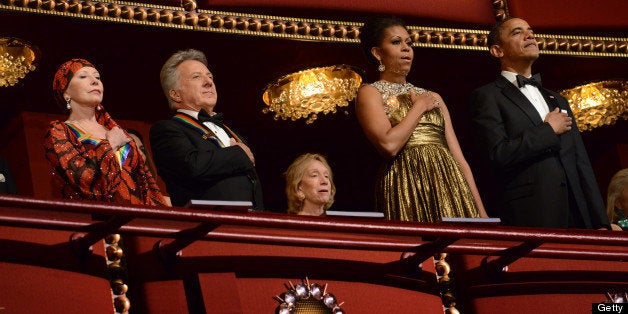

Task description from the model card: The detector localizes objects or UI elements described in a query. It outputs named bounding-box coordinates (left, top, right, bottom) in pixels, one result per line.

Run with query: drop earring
left=378, top=61, right=385, bottom=72
left=297, top=191, right=305, bottom=201
left=65, top=98, right=71, bottom=110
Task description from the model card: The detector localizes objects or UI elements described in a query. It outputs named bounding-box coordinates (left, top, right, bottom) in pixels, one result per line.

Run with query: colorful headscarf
left=52, top=58, right=95, bottom=108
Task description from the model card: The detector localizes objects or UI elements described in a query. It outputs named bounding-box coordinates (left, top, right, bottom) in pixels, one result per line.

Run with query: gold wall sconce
left=262, top=65, right=363, bottom=124
left=0, top=37, right=40, bottom=87
left=560, top=80, right=628, bottom=131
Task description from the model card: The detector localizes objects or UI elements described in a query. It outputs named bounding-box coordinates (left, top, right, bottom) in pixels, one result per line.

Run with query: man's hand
left=230, top=138, right=255, bottom=165
left=545, top=108, right=572, bottom=135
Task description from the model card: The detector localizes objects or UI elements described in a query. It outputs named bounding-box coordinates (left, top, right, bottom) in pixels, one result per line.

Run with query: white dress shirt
left=501, top=71, right=550, bottom=121
left=177, top=109, right=231, bottom=147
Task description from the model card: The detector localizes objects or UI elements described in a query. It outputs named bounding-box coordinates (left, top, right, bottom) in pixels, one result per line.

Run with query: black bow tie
left=197, top=109, right=224, bottom=125
left=516, top=73, right=542, bottom=88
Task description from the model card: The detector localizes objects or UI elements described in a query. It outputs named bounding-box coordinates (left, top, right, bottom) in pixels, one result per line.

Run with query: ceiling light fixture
left=560, top=80, right=628, bottom=131
left=262, top=65, right=363, bottom=124
left=0, top=37, right=40, bottom=87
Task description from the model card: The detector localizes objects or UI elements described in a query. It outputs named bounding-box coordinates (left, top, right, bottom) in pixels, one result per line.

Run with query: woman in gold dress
left=356, top=17, right=487, bottom=222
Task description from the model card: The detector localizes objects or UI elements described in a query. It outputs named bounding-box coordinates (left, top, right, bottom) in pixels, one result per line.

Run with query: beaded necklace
left=372, top=80, right=427, bottom=116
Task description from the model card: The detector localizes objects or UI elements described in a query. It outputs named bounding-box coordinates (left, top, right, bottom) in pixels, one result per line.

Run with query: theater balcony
left=1, top=194, right=627, bottom=313
left=1, top=0, right=627, bottom=313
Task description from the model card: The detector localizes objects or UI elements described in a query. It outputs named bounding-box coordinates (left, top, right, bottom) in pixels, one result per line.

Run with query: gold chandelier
left=262, top=65, right=363, bottom=124
left=0, top=37, right=40, bottom=87
left=560, top=80, right=628, bottom=131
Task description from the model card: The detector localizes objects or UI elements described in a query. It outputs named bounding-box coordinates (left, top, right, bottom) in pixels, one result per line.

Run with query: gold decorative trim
left=534, top=33, right=628, bottom=57
left=407, top=26, right=489, bottom=52
left=491, top=0, right=510, bottom=22
left=434, top=253, right=459, bottom=314
left=0, top=1, right=626, bottom=57
left=104, top=233, right=131, bottom=314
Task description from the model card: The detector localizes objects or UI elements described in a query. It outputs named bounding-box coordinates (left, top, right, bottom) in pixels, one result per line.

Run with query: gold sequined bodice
left=371, top=80, right=446, bottom=147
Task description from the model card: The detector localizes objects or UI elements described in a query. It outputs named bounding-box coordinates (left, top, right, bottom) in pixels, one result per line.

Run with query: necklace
left=372, top=81, right=427, bottom=97
left=372, top=81, right=427, bottom=116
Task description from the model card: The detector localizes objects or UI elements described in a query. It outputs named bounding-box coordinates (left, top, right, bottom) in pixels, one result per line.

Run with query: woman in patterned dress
left=44, top=58, right=167, bottom=206
left=355, top=17, right=487, bottom=222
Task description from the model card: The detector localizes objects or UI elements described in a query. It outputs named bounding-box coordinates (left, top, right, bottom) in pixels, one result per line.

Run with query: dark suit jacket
left=0, top=156, right=17, bottom=195
left=469, top=75, right=608, bottom=229
left=150, top=114, right=263, bottom=209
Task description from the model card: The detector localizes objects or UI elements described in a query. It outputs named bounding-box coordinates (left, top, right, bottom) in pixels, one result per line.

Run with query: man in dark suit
left=0, top=156, right=17, bottom=195
left=150, top=49, right=263, bottom=209
left=469, top=17, right=608, bottom=229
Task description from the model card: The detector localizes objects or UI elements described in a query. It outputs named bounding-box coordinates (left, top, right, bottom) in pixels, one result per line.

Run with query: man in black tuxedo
left=0, top=156, right=17, bottom=195
left=150, top=49, right=263, bottom=209
left=469, top=17, right=608, bottom=229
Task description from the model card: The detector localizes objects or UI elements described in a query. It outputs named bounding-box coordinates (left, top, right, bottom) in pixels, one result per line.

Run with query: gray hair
left=160, top=49, right=209, bottom=110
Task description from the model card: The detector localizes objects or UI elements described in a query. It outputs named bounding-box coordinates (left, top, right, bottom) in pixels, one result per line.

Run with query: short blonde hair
left=285, top=153, right=336, bottom=214
left=606, top=168, right=628, bottom=223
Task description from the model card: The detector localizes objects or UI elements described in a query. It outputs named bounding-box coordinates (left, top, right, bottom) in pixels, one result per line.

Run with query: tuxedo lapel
left=540, top=89, right=561, bottom=111
left=497, top=77, right=544, bottom=125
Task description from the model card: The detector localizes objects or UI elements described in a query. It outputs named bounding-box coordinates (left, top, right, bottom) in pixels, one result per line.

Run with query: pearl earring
left=65, top=98, right=71, bottom=110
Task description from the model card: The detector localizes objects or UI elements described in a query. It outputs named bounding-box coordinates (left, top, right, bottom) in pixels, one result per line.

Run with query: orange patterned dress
left=43, top=108, right=166, bottom=206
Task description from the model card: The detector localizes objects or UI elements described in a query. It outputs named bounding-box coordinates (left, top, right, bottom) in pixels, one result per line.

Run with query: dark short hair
left=359, top=17, right=407, bottom=66
left=487, top=16, right=518, bottom=48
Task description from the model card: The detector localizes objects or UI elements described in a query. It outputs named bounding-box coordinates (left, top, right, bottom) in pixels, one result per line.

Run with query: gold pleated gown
left=372, top=81, right=480, bottom=222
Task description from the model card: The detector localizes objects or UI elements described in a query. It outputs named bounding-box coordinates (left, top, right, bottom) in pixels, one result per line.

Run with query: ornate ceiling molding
left=492, top=0, right=510, bottom=23
left=1, top=0, right=626, bottom=57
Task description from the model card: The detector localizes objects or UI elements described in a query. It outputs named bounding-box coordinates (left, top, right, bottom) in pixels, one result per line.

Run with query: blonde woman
left=607, top=168, right=628, bottom=231
left=285, top=153, right=336, bottom=216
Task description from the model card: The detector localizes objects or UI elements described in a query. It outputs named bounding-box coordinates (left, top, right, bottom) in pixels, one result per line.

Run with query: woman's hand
left=106, top=126, right=130, bottom=150
left=410, top=90, right=441, bottom=113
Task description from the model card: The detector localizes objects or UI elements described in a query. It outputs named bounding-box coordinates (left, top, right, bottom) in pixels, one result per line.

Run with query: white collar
left=177, top=109, right=200, bottom=119
left=501, top=70, right=524, bottom=88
